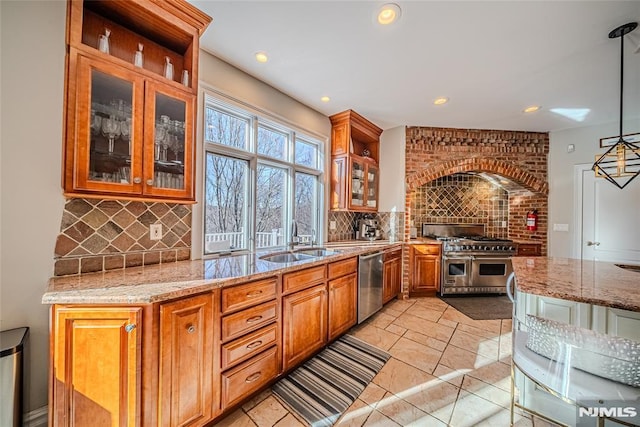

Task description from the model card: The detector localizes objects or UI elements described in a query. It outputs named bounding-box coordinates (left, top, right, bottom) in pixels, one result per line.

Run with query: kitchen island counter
left=43, top=243, right=402, bottom=305
left=512, top=256, right=640, bottom=312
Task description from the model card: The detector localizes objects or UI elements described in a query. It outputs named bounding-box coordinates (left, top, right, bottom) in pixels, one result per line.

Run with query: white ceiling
left=191, top=1, right=640, bottom=133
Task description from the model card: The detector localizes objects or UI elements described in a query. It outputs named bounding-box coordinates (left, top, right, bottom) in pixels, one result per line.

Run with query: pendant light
left=592, top=22, right=640, bottom=189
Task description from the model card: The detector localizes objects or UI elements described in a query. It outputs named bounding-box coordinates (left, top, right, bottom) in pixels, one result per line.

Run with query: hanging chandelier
left=592, top=22, right=640, bottom=189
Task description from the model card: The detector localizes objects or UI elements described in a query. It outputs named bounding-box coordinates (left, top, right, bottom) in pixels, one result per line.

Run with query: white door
left=575, top=164, right=640, bottom=262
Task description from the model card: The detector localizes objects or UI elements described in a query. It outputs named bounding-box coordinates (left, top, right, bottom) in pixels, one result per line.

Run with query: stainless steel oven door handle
left=506, top=272, right=516, bottom=303
left=360, top=251, right=383, bottom=261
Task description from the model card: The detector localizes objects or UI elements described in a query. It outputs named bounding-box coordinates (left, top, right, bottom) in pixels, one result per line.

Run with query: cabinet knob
left=133, top=177, right=142, bottom=184
left=146, top=179, right=154, bottom=186
left=187, top=324, right=196, bottom=334
left=125, top=324, right=136, bottom=333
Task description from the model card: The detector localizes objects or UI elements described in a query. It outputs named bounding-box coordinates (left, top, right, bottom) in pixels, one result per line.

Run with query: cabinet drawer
left=517, top=243, right=541, bottom=256
left=283, top=265, right=326, bottom=295
left=221, top=301, right=277, bottom=342
left=221, top=278, right=277, bottom=314
left=328, top=257, right=357, bottom=280
left=221, top=347, right=279, bottom=409
left=221, top=323, right=278, bottom=371
left=384, top=248, right=402, bottom=261
left=412, top=244, right=441, bottom=256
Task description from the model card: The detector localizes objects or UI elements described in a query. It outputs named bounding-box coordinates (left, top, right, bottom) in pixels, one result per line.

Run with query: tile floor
left=215, top=297, right=560, bottom=427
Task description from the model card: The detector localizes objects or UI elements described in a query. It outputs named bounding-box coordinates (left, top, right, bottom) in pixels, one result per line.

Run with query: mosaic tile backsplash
left=327, top=211, right=404, bottom=242
left=410, top=174, right=509, bottom=239
left=54, top=198, right=191, bottom=276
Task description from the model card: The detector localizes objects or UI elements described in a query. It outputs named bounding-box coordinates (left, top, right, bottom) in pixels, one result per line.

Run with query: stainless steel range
left=422, top=224, right=517, bottom=295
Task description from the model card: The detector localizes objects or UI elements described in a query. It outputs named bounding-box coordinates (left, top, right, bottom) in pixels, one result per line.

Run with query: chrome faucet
left=288, top=220, right=299, bottom=250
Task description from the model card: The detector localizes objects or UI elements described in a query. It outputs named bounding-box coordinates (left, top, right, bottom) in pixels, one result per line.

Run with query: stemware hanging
left=101, top=114, right=121, bottom=154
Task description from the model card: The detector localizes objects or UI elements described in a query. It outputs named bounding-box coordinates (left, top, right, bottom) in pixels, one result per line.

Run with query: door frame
left=572, top=163, right=592, bottom=260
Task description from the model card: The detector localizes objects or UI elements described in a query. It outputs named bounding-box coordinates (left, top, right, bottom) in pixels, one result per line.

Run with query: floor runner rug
left=439, top=295, right=513, bottom=320
left=272, top=334, right=390, bottom=427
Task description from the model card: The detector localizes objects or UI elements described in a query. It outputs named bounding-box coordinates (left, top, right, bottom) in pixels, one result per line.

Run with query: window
left=203, top=95, right=324, bottom=255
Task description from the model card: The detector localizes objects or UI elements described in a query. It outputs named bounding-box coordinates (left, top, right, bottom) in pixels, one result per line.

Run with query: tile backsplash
left=54, top=198, right=191, bottom=276
left=410, top=173, right=509, bottom=239
left=327, top=211, right=404, bottom=242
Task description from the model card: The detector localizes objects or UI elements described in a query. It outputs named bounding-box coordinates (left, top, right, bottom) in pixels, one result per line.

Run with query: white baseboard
left=23, top=405, right=47, bottom=427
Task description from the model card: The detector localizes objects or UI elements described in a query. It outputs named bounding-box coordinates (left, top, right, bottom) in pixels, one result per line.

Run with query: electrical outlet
left=329, top=221, right=337, bottom=230
left=150, top=223, right=162, bottom=240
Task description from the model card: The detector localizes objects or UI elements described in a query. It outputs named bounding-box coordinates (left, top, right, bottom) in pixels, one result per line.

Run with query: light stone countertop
left=43, top=242, right=402, bottom=305
left=512, top=257, right=640, bottom=312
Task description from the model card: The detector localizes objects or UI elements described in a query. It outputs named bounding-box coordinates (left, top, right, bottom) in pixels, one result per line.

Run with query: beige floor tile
left=388, top=336, right=442, bottom=374
left=246, top=395, right=289, bottom=427
left=385, top=298, right=416, bottom=313
left=440, top=308, right=502, bottom=333
left=461, top=375, right=512, bottom=409
left=412, top=296, right=449, bottom=312
left=375, top=392, right=430, bottom=426
left=401, top=377, right=459, bottom=425
left=362, top=409, right=401, bottom=426
left=457, top=320, right=501, bottom=339
left=242, top=389, right=272, bottom=411
left=439, top=343, right=496, bottom=371
left=532, top=415, right=564, bottom=427
left=393, top=313, right=455, bottom=342
left=335, top=399, right=374, bottom=427
left=373, top=357, right=437, bottom=395
left=215, top=410, right=258, bottom=427
left=385, top=323, right=407, bottom=336
left=499, top=330, right=513, bottom=359
left=432, top=363, right=465, bottom=388
left=501, top=318, right=513, bottom=334
left=466, top=360, right=512, bottom=392
left=380, top=306, right=404, bottom=318
left=404, top=304, right=443, bottom=322
left=366, top=311, right=396, bottom=329
left=449, top=329, right=500, bottom=359
left=403, top=329, right=448, bottom=352
left=437, top=317, right=459, bottom=328
left=349, top=324, right=401, bottom=351
left=273, top=413, right=305, bottom=427
left=449, top=390, right=508, bottom=427
left=359, top=382, right=387, bottom=408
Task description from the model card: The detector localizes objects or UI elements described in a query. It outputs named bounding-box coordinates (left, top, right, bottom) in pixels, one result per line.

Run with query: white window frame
left=201, top=92, right=325, bottom=257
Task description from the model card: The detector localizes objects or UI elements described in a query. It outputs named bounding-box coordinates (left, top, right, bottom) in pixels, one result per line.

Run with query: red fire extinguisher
left=526, top=210, right=538, bottom=231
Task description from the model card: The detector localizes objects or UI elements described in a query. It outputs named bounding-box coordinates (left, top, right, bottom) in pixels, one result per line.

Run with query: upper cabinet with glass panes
left=329, top=110, right=383, bottom=212
left=62, top=0, right=211, bottom=202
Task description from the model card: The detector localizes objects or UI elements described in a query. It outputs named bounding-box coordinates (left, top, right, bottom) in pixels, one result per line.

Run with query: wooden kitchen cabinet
left=409, top=244, right=441, bottom=295
left=158, top=292, right=216, bottom=427
left=329, top=110, right=383, bottom=212
left=516, top=242, right=542, bottom=256
left=282, top=283, right=328, bottom=371
left=383, top=248, right=402, bottom=303
left=63, top=0, right=210, bottom=202
left=327, top=257, right=358, bottom=341
left=51, top=306, right=142, bottom=427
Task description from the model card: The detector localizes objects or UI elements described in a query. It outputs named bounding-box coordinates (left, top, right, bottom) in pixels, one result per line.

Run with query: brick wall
left=403, top=126, right=549, bottom=295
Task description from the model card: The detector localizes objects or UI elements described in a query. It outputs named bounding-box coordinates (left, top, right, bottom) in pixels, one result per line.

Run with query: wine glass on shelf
left=90, top=110, right=102, bottom=135
left=120, top=117, right=131, bottom=155
left=101, top=114, right=121, bottom=154
left=154, top=121, right=166, bottom=161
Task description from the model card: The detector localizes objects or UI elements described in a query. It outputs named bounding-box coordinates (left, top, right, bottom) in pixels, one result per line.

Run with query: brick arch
left=405, top=157, right=548, bottom=195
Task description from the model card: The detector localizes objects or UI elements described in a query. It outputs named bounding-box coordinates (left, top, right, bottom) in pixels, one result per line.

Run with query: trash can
left=0, top=327, right=29, bottom=427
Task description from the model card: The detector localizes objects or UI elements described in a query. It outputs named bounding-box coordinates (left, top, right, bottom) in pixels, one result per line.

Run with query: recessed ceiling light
left=523, top=105, right=541, bottom=113
left=320, top=96, right=331, bottom=103
left=433, top=97, right=449, bottom=105
left=377, top=3, right=401, bottom=25
left=255, top=51, right=268, bottom=63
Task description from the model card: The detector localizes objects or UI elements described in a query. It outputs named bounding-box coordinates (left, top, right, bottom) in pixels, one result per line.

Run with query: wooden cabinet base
left=221, top=347, right=279, bottom=410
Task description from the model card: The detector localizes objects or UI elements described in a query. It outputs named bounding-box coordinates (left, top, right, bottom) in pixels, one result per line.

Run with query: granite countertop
left=512, top=257, right=640, bottom=312
left=43, top=242, right=402, bottom=305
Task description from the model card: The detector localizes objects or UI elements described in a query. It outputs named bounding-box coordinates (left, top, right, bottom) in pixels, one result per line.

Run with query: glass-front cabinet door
left=143, top=82, right=194, bottom=199
left=73, top=55, right=144, bottom=194
left=348, top=157, right=378, bottom=211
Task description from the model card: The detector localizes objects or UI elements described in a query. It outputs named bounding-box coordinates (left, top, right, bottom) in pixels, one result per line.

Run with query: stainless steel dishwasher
left=358, top=250, right=384, bottom=323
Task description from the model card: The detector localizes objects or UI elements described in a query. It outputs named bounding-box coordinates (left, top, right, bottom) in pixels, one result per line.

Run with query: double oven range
left=422, top=224, right=517, bottom=295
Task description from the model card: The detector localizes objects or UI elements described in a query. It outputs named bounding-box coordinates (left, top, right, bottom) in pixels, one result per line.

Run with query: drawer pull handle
left=246, top=290, right=263, bottom=297
left=245, top=372, right=262, bottom=383
left=125, top=324, right=136, bottom=333
left=246, top=340, right=263, bottom=349
left=187, top=325, right=196, bottom=334
left=246, top=316, right=263, bottom=324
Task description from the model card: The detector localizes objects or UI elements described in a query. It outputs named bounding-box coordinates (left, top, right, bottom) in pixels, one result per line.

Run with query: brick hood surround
left=403, top=126, right=549, bottom=253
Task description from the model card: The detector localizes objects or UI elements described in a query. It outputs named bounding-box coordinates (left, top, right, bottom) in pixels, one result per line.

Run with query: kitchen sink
left=294, top=248, right=339, bottom=257
left=259, top=252, right=317, bottom=263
